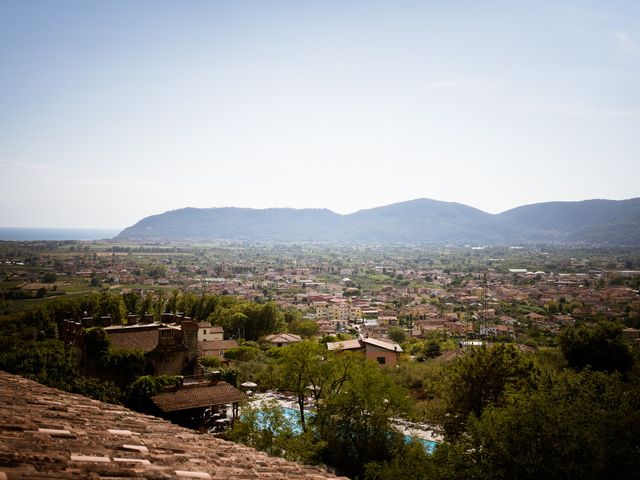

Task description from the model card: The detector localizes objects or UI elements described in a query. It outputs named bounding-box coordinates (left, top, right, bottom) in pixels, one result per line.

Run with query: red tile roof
left=326, top=339, right=363, bottom=351
left=362, top=337, right=403, bottom=352
left=264, top=333, right=302, bottom=343
left=151, top=381, right=245, bottom=412
left=200, top=339, right=238, bottom=353
left=0, top=371, right=346, bottom=479
left=326, top=337, right=403, bottom=353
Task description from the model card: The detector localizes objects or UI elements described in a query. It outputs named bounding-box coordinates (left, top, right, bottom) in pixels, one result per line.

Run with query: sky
left=1, top=0, right=639, bottom=228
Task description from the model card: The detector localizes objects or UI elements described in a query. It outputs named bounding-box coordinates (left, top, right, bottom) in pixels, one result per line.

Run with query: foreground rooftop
left=0, top=371, right=346, bottom=479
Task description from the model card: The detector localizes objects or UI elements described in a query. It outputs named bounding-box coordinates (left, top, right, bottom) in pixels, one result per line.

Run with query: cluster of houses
left=61, top=310, right=403, bottom=432
left=58, top=257, right=640, bottom=357
left=10, top=242, right=640, bottom=352
left=9, top=246, right=640, bottom=441
left=62, top=310, right=404, bottom=374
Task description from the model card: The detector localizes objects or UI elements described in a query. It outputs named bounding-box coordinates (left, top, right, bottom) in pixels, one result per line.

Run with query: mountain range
left=115, top=198, right=640, bottom=246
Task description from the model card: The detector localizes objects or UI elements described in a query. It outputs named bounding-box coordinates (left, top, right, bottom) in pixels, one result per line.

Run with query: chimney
left=180, top=320, right=199, bottom=357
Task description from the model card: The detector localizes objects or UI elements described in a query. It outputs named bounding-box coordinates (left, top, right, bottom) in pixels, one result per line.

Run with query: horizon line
left=2, top=195, right=638, bottom=230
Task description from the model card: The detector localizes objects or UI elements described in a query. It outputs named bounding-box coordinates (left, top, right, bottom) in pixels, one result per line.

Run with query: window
left=377, top=357, right=386, bottom=365
left=219, top=350, right=224, bottom=356
left=203, top=330, right=207, bottom=335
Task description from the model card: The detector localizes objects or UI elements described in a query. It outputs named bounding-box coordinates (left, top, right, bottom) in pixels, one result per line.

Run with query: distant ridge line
left=115, top=197, right=640, bottom=246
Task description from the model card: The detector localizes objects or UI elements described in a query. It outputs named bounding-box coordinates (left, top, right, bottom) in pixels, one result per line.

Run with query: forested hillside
left=116, top=198, right=640, bottom=246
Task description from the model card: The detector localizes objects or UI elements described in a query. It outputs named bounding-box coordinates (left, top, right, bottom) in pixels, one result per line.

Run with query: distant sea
left=0, top=228, right=121, bottom=241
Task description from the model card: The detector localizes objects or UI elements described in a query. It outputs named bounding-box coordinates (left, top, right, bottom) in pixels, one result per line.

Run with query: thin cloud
left=610, top=31, right=640, bottom=62
left=0, top=158, right=75, bottom=173
left=559, top=4, right=623, bottom=21
left=521, top=0, right=623, bottom=21
left=514, top=103, right=640, bottom=120
left=430, top=78, right=502, bottom=94
left=0, top=157, right=172, bottom=190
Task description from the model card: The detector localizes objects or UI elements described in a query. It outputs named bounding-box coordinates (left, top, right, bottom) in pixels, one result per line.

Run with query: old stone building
left=62, top=314, right=200, bottom=377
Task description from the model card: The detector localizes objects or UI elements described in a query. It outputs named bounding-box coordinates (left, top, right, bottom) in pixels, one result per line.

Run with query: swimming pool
left=253, top=406, right=437, bottom=453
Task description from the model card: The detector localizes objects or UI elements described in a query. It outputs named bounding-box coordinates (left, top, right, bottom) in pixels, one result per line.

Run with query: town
left=2, top=240, right=639, bottom=346
left=1, top=240, right=639, bottom=479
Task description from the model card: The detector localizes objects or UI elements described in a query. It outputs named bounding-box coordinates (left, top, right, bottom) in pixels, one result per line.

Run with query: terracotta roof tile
left=326, top=339, right=363, bottom=351
left=151, top=381, right=244, bottom=412
left=362, top=337, right=403, bottom=352
left=264, top=333, right=302, bottom=343
left=0, top=371, right=346, bottom=479
left=200, top=339, right=238, bottom=351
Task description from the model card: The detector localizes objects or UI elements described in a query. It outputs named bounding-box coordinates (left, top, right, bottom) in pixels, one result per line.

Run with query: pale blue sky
left=1, top=0, right=639, bottom=228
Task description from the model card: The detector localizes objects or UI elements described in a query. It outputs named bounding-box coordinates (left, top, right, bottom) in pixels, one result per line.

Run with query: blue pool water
left=255, top=406, right=436, bottom=453
left=408, top=436, right=437, bottom=453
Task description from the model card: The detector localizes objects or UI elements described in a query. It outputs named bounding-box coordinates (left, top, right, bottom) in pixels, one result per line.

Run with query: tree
left=278, top=340, right=326, bottom=431
left=365, top=440, right=436, bottom=480
left=0, top=339, right=123, bottom=404
left=388, top=326, right=407, bottom=344
left=122, top=291, right=140, bottom=315
left=95, top=291, right=126, bottom=323
left=212, top=301, right=284, bottom=341
left=253, top=302, right=284, bottom=339
left=283, top=307, right=302, bottom=324
left=225, top=400, right=325, bottom=464
left=72, top=376, right=122, bottom=404
left=559, top=321, right=633, bottom=375
left=165, top=289, right=179, bottom=315
left=314, top=354, right=411, bottom=478
left=153, top=289, right=167, bottom=318
left=41, top=272, right=57, bottom=283
left=437, top=369, right=640, bottom=480
left=199, top=356, right=223, bottom=369
left=138, top=291, right=154, bottom=318
left=422, top=341, right=441, bottom=360
left=288, top=319, right=319, bottom=338
left=219, top=367, right=239, bottom=386
left=442, top=344, right=534, bottom=438
left=125, top=375, right=182, bottom=412
left=0, top=339, right=78, bottom=391
left=144, top=264, right=167, bottom=279
left=276, top=343, right=410, bottom=475
left=228, top=311, right=249, bottom=337
left=224, top=345, right=261, bottom=362
left=84, top=327, right=110, bottom=359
